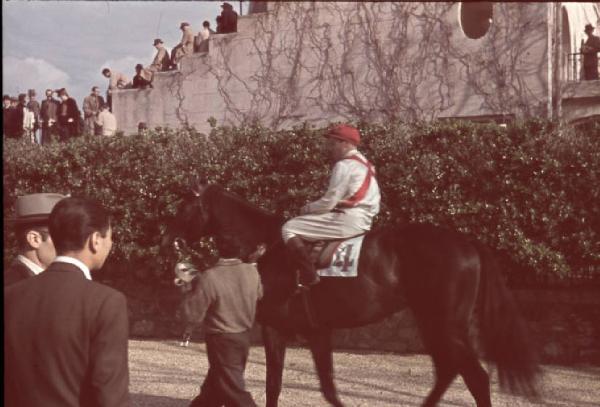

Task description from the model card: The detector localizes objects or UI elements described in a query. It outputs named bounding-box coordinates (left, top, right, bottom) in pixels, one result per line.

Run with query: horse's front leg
left=262, top=324, right=287, bottom=407
left=306, top=329, right=344, bottom=407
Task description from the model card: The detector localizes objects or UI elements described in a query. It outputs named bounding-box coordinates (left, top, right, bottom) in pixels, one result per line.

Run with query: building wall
left=113, top=2, right=553, bottom=134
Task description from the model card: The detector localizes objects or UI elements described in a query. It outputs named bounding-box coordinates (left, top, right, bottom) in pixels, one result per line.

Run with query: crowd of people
left=3, top=88, right=117, bottom=144
left=3, top=3, right=239, bottom=143
left=112, top=2, right=239, bottom=90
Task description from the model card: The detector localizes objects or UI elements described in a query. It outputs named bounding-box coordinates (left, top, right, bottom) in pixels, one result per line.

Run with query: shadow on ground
left=131, top=393, right=189, bottom=407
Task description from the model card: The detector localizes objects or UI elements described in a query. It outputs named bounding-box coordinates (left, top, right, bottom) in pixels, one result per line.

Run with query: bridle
left=172, top=237, right=201, bottom=286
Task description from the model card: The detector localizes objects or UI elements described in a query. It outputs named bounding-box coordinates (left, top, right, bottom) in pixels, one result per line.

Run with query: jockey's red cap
left=325, top=124, right=360, bottom=146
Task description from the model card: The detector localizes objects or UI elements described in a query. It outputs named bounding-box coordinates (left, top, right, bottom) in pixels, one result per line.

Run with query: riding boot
left=286, top=236, right=320, bottom=287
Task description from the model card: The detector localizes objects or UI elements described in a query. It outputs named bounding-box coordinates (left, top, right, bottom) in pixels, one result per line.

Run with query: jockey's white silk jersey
left=302, top=149, right=381, bottom=231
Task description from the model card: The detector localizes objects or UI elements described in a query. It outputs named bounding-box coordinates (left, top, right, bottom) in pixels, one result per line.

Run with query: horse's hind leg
left=419, top=324, right=459, bottom=407
left=419, top=322, right=491, bottom=407
left=263, top=325, right=287, bottom=407
left=306, top=329, right=344, bottom=407
left=456, top=334, right=491, bottom=407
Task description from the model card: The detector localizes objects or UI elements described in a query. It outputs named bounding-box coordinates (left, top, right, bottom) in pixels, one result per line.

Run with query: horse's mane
left=206, top=184, right=281, bottom=219
left=203, top=184, right=285, bottom=242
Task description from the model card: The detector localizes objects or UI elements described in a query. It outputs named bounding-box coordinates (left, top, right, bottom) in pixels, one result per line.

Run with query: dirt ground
left=129, top=339, right=600, bottom=406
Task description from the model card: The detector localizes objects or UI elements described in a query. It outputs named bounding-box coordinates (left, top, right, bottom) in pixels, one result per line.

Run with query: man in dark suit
left=4, top=197, right=130, bottom=407
left=56, top=88, right=81, bottom=141
left=3, top=94, right=19, bottom=138
left=4, top=193, right=66, bottom=287
left=40, top=89, right=60, bottom=144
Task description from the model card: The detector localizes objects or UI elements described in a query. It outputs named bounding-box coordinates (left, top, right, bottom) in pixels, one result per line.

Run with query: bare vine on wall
left=163, top=2, right=548, bottom=130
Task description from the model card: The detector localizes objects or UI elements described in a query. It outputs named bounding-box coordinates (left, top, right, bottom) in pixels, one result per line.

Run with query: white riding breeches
left=281, top=211, right=368, bottom=243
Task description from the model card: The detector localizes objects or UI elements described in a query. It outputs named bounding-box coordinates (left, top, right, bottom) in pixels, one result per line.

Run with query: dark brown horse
left=161, top=181, right=540, bottom=407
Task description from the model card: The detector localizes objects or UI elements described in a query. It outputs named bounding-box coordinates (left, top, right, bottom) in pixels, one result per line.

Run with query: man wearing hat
left=40, top=89, right=59, bottom=144
left=281, top=124, right=381, bottom=287
left=4, top=193, right=66, bottom=286
left=171, top=22, right=195, bottom=68
left=143, top=39, right=172, bottom=82
left=4, top=197, right=130, bottom=406
left=582, top=23, right=600, bottom=80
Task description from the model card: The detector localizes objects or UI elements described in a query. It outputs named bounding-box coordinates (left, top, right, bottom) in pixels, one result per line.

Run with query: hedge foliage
left=3, top=119, right=599, bottom=286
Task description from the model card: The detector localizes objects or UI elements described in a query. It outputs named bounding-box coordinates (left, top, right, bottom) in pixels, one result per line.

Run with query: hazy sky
left=2, top=1, right=246, bottom=104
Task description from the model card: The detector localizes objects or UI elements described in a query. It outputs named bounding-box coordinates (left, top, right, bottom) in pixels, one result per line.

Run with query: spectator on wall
left=140, top=39, right=171, bottom=83
left=132, top=64, right=153, bottom=89
left=40, top=89, right=59, bottom=144
left=195, top=20, right=214, bottom=52
left=216, top=16, right=223, bottom=33
left=171, top=22, right=195, bottom=69
left=220, top=2, right=238, bottom=33
left=582, top=24, right=600, bottom=80
left=102, top=68, right=130, bottom=111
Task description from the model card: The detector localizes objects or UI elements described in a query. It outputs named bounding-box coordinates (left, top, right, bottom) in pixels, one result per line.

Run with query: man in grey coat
left=184, top=234, right=263, bottom=407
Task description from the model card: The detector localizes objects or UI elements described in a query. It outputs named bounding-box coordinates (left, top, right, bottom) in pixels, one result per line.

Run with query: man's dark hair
left=92, top=86, right=99, bottom=92
left=215, top=234, right=242, bottom=259
left=203, top=20, right=210, bottom=27
left=15, top=222, right=50, bottom=251
left=102, top=68, right=110, bottom=75
left=49, top=197, right=110, bottom=254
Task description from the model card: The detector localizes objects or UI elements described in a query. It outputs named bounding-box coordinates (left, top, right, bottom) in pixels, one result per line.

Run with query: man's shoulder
left=4, top=261, right=32, bottom=288
left=207, top=261, right=258, bottom=277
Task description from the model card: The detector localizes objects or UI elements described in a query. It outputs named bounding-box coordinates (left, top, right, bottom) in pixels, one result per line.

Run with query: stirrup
left=296, top=276, right=320, bottom=291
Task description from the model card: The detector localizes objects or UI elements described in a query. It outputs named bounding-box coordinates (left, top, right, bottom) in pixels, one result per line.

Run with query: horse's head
left=161, top=179, right=212, bottom=252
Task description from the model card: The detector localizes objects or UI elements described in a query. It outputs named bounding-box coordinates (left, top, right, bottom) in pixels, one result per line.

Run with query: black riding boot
left=286, top=236, right=320, bottom=287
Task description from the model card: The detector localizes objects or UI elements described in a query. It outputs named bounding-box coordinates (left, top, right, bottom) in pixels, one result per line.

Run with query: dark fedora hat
left=7, top=193, right=67, bottom=224
left=153, top=38, right=163, bottom=46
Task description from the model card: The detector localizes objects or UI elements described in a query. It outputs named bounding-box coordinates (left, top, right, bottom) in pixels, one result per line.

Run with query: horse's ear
left=191, top=176, right=208, bottom=197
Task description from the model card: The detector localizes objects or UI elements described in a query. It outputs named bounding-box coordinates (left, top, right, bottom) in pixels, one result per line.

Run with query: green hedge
left=3, top=119, right=599, bottom=286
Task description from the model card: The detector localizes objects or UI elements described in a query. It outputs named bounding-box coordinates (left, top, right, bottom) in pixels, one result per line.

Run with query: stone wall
left=113, top=2, right=551, bottom=135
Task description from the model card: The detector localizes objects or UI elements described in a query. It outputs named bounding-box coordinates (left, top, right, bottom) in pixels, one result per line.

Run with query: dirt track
left=129, top=339, right=600, bottom=406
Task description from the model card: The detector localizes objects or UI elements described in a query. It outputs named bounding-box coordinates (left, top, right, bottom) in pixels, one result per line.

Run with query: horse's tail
left=475, top=242, right=540, bottom=397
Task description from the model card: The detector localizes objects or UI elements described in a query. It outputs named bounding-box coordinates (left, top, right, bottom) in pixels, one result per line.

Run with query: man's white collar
left=17, top=255, right=44, bottom=275
left=53, top=256, right=93, bottom=280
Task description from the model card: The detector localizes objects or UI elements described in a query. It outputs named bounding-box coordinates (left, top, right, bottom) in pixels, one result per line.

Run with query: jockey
left=282, top=124, right=381, bottom=288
